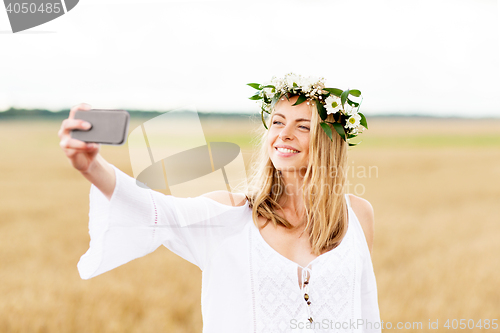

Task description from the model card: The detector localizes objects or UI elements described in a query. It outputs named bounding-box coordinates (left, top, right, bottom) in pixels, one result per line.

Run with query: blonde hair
left=245, top=97, right=349, bottom=255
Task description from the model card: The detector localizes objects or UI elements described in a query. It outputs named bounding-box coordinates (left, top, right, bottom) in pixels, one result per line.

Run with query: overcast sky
left=1, top=0, right=499, bottom=117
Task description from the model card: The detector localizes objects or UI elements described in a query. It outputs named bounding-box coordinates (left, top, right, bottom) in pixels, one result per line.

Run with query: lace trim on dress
left=300, top=266, right=313, bottom=323
left=148, top=191, right=158, bottom=253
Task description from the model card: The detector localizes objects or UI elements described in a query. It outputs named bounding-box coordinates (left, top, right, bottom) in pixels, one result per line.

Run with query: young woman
left=58, top=74, right=381, bottom=332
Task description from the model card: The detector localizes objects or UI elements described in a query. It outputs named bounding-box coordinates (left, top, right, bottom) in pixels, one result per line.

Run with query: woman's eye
left=272, top=121, right=308, bottom=130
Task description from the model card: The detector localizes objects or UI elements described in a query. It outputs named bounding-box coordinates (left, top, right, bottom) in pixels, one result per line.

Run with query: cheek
left=267, top=130, right=279, bottom=143
left=266, top=135, right=275, bottom=147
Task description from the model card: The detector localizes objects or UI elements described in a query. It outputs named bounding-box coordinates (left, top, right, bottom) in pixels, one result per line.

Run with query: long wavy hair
left=245, top=96, right=349, bottom=255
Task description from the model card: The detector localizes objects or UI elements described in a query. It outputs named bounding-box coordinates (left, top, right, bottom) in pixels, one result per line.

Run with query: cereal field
left=0, top=116, right=499, bottom=332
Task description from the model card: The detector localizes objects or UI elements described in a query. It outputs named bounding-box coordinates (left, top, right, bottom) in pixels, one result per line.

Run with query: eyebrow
left=273, top=113, right=310, bottom=122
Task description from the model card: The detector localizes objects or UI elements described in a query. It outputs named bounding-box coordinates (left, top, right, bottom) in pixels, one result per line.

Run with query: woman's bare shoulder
left=201, top=191, right=248, bottom=207
left=347, top=194, right=375, bottom=254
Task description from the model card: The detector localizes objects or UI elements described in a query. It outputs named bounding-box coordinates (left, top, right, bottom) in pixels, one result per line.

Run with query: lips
left=275, top=147, right=300, bottom=154
left=274, top=145, right=300, bottom=152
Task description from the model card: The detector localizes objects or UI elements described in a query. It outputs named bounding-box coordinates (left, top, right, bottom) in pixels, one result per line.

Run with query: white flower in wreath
left=262, top=102, right=271, bottom=112
left=316, top=79, right=326, bottom=90
left=285, top=73, right=299, bottom=90
left=348, top=126, right=359, bottom=136
left=301, top=81, right=313, bottom=94
left=345, top=113, right=361, bottom=129
left=343, top=102, right=357, bottom=116
left=325, top=95, right=342, bottom=115
left=262, top=87, right=275, bottom=99
left=271, top=78, right=284, bottom=93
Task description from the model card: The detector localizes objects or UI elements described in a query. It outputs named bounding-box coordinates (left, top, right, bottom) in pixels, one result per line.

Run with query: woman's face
left=267, top=95, right=312, bottom=176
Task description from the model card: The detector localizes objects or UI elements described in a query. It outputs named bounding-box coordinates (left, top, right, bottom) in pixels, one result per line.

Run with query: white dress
left=78, top=165, right=382, bottom=333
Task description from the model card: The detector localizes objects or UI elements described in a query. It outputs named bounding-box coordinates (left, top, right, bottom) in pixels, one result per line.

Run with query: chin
left=273, top=162, right=304, bottom=173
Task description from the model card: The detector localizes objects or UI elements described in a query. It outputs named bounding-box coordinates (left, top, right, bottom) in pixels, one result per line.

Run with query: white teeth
left=276, top=147, right=299, bottom=154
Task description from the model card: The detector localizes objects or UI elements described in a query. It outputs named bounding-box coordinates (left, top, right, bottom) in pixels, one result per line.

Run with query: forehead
left=273, top=96, right=312, bottom=119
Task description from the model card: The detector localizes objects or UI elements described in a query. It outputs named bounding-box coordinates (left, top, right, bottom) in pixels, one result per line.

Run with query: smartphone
left=71, top=109, right=130, bottom=145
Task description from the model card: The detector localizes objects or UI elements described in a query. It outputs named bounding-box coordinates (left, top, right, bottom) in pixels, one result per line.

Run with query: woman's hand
left=58, top=103, right=100, bottom=173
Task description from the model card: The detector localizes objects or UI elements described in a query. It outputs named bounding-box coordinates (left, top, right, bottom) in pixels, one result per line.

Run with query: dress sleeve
left=77, top=164, right=250, bottom=279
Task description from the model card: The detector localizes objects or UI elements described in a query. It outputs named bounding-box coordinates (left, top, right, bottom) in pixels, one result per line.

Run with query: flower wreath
left=248, top=73, right=368, bottom=146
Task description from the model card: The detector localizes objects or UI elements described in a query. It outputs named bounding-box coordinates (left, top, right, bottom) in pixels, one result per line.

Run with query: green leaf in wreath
left=324, top=88, right=343, bottom=97
left=320, top=122, right=333, bottom=141
left=348, top=141, right=361, bottom=146
left=261, top=111, right=268, bottom=130
left=260, top=85, right=276, bottom=94
left=247, top=83, right=262, bottom=90
left=359, top=112, right=368, bottom=129
left=340, top=89, right=350, bottom=108
left=316, top=101, right=327, bottom=120
left=349, top=89, right=361, bottom=97
left=347, top=98, right=359, bottom=108
left=293, top=94, right=308, bottom=106
left=331, top=122, right=346, bottom=141
left=249, top=94, right=263, bottom=100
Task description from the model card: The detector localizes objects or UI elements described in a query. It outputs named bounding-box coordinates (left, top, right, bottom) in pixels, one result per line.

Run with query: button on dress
left=78, top=165, right=381, bottom=333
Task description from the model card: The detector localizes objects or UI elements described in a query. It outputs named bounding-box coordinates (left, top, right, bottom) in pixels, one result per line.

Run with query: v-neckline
left=250, top=196, right=352, bottom=270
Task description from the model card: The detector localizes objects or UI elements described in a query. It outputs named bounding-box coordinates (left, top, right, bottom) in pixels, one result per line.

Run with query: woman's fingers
left=60, top=141, right=97, bottom=160
left=58, top=118, right=92, bottom=139
left=60, top=137, right=92, bottom=150
left=69, top=103, right=92, bottom=119
left=58, top=103, right=98, bottom=172
left=60, top=103, right=92, bottom=137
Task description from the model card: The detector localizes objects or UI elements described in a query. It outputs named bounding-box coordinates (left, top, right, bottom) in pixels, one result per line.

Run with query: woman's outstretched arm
left=61, top=104, right=251, bottom=278
left=80, top=154, right=116, bottom=201
left=58, top=103, right=116, bottom=201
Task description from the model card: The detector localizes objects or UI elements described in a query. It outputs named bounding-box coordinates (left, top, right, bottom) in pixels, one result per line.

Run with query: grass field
left=0, top=116, right=499, bottom=332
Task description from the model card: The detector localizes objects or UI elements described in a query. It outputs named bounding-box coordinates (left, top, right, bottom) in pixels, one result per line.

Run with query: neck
left=277, top=169, right=307, bottom=229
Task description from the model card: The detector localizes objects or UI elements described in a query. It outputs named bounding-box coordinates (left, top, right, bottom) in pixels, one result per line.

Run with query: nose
left=278, top=123, right=294, bottom=141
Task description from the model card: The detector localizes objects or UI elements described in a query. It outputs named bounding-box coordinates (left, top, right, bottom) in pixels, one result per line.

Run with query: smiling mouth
left=275, top=147, right=300, bottom=154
